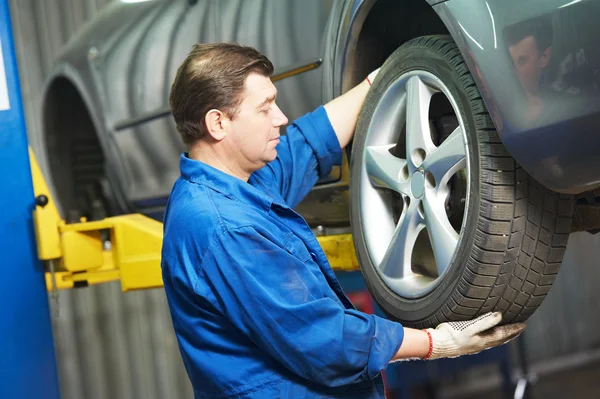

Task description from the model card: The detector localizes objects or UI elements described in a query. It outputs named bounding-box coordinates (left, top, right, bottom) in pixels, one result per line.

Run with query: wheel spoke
left=406, top=76, right=436, bottom=168
left=379, top=200, right=424, bottom=278
left=422, top=190, right=459, bottom=276
left=365, top=145, right=409, bottom=195
left=422, top=127, right=466, bottom=185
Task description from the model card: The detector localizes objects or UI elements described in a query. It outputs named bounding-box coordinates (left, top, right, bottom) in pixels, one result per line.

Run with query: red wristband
left=366, top=75, right=373, bottom=85
left=423, top=329, right=433, bottom=359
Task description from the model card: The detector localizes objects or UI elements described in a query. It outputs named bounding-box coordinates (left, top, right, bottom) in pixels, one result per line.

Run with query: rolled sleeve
left=366, top=314, right=404, bottom=379
left=197, top=226, right=404, bottom=387
left=256, top=106, right=343, bottom=208
left=291, top=106, right=343, bottom=178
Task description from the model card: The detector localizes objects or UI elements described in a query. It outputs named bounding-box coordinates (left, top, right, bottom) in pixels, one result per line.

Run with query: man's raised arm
left=323, top=69, right=379, bottom=149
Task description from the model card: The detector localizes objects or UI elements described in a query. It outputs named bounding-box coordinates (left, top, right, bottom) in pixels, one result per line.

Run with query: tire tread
left=401, top=36, right=573, bottom=328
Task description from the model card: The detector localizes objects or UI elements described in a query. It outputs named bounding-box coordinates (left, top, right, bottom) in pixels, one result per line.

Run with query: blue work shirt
left=161, top=106, right=404, bottom=398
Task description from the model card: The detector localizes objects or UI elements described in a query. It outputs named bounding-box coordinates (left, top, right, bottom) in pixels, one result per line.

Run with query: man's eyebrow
left=257, top=93, right=277, bottom=109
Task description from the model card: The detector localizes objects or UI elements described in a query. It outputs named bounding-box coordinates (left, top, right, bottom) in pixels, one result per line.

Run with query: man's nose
left=272, top=103, right=288, bottom=127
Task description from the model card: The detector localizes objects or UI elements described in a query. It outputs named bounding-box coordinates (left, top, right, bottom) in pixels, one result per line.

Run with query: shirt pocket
left=282, top=232, right=312, bottom=263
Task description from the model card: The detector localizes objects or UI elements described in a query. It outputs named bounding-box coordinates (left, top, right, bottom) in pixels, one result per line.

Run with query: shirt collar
left=179, top=153, right=273, bottom=212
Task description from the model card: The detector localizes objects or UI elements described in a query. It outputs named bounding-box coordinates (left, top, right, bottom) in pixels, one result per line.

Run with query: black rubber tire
left=350, top=35, right=574, bottom=328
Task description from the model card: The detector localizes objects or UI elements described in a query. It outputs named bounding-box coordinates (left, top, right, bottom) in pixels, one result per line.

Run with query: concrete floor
left=405, top=360, right=600, bottom=399
left=516, top=361, right=600, bottom=399
left=462, top=361, right=598, bottom=399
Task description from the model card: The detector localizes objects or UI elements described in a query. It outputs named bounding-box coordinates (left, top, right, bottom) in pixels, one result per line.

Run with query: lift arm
left=30, top=148, right=164, bottom=291
left=29, top=148, right=359, bottom=292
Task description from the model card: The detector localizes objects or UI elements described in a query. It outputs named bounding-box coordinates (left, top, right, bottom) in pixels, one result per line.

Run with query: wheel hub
left=410, top=171, right=425, bottom=199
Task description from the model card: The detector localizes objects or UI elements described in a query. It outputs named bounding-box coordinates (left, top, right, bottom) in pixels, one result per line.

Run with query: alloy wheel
left=359, top=70, right=471, bottom=299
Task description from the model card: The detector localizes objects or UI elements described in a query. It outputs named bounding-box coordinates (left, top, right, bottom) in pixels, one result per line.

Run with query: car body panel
left=42, top=0, right=600, bottom=227
left=92, top=0, right=215, bottom=204
left=43, top=1, right=175, bottom=212
left=44, top=0, right=349, bottom=224
left=435, top=0, right=600, bottom=194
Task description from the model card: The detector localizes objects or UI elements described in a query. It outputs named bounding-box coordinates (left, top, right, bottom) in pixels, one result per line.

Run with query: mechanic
left=161, top=43, right=525, bottom=399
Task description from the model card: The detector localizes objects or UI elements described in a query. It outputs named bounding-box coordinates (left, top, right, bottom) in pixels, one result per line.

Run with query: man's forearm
left=391, top=327, right=430, bottom=361
left=323, top=79, right=371, bottom=149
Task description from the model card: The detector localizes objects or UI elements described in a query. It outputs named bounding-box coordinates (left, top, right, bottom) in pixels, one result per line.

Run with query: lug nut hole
left=411, top=148, right=426, bottom=168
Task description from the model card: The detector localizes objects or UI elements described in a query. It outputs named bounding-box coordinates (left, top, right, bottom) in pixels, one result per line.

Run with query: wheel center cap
left=411, top=171, right=425, bottom=198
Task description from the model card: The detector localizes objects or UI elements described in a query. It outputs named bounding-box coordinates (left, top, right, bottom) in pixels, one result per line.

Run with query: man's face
left=224, top=73, right=288, bottom=171
left=509, top=35, right=552, bottom=96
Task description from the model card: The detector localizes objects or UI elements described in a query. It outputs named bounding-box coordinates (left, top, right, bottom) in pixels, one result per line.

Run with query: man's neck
left=188, top=144, right=251, bottom=182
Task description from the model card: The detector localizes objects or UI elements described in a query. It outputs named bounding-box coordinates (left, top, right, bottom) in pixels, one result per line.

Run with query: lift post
left=0, top=0, right=60, bottom=397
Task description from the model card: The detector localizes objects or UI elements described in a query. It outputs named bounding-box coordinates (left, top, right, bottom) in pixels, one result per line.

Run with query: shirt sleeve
left=196, top=225, right=404, bottom=387
left=258, top=106, right=343, bottom=208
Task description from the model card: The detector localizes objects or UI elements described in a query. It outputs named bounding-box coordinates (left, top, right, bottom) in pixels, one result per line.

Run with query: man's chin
left=264, top=149, right=277, bottom=163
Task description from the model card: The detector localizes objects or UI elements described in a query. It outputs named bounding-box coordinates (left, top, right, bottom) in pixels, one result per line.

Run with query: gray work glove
left=423, top=312, right=525, bottom=360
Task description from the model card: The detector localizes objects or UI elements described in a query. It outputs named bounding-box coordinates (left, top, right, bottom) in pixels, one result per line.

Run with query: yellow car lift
left=29, top=148, right=360, bottom=293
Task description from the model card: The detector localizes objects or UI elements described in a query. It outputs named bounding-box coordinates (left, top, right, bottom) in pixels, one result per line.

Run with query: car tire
left=350, top=35, right=574, bottom=328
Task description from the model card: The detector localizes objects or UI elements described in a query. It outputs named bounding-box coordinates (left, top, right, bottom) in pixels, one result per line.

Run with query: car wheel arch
left=336, top=0, right=451, bottom=95
left=335, top=0, right=455, bottom=160
left=41, top=66, right=127, bottom=217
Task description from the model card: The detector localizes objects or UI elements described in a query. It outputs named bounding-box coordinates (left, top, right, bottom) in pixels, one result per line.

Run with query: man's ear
left=205, top=109, right=227, bottom=141
left=540, top=46, right=553, bottom=69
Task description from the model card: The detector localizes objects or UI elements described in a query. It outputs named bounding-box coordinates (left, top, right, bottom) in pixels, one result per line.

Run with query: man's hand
left=423, top=312, right=525, bottom=360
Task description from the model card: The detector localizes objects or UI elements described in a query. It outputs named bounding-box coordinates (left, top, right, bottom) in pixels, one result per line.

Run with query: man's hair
left=169, top=43, right=274, bottom=145
left=505, top=15, right=553, bottom=52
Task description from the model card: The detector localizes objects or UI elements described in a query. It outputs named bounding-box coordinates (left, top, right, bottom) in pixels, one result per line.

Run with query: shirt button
left=310, top=252, right=317, bottom=260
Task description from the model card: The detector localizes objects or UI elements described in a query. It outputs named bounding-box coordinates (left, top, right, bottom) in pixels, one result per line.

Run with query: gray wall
left=7, top=0, right=600, bottom=398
